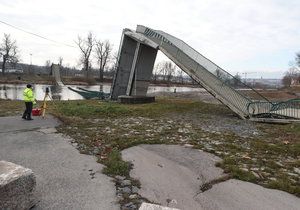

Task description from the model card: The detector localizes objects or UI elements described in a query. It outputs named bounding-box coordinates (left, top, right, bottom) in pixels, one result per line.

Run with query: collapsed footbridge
left=111, top=25, right=300, bottom=122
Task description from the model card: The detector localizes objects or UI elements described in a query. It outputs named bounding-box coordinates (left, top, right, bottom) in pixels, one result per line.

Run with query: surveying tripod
left=41, top=87, right=51, bottom=118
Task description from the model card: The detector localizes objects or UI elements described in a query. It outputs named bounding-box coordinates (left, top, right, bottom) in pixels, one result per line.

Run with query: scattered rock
left=120, top=187, right=131, bottom=194
left=129, top=194, right=138, bottom=199
left=177, top=128, right=190, bottom=133
left=275, top=161, right=284, bottom=167
left=132, top=186, right=139, bottom=193
left=287, top=172, right=298, bottom=177
left=71, top=142, right=78, bottom=147
left=183, top=144, right=193, bottom=148
left=293, top=167, right=300, bottom=174
left=121, top=179, right=131, bottom=186
left=116, top=194, right=124, bottom=202
left=92, top=148, right=100, bottom=155
left=122, top=202, right=136, bottom=210
left=251, top=171, right=260, bottom=178
left=251, top=167, right=259, bottom=171
left=115, top=175, right=126, bottom=180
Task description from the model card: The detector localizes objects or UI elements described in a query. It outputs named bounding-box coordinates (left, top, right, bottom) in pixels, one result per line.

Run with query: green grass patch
left=102, top=149, right=131, bottom=176
left=267, top=176, right=300, bottom=197
left=225, top=165, right=258, bottom=182
left=0, top=99, right=24, bottom=116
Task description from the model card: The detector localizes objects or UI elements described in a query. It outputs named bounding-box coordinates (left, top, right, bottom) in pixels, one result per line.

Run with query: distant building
left=6, top=68, right=23, bottom=73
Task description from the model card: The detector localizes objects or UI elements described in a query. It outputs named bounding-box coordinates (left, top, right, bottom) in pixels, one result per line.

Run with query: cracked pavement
left=0, top=115, right=119, bottom=209
left=122, top=144, right=300, bottom=210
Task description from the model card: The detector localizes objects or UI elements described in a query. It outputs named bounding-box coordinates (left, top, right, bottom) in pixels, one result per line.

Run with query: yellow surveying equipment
left=41, top=87, right=50, bottom=118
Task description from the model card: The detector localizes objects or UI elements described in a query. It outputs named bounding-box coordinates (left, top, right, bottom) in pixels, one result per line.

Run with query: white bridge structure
left=111, top=25, right=300, bottom=122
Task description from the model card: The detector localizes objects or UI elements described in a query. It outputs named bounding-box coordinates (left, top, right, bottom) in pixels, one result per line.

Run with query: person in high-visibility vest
left=22, top=84, right=36, bottom=120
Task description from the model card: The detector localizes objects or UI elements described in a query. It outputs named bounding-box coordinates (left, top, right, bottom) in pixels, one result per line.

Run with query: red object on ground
left=32, top=108, right=41, bottom=116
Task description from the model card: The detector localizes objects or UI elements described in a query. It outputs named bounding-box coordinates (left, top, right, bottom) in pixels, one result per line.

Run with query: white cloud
left=0, top=0, right=300, bottom=78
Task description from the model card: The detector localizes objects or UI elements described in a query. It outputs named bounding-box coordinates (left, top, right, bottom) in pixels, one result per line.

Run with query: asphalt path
left=122, top=144, right=300, bottom=210
left=0, top=115, right=119, bottom=209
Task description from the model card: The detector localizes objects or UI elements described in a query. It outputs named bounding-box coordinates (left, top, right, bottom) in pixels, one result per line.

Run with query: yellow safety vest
left=23, top=88, right=35, bottom=102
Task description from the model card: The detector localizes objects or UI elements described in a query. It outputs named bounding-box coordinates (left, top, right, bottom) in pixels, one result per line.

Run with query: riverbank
left=0, top=74, right=96, bottom=85
left=0, top=74, right=200, bottom=88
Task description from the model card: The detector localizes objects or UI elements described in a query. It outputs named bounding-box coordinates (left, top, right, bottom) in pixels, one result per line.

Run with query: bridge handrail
left=142, top=26, right=271, bottom=103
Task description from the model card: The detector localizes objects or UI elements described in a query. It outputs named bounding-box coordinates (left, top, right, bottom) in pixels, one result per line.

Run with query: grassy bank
left=1, top=98, right=299, bottom=197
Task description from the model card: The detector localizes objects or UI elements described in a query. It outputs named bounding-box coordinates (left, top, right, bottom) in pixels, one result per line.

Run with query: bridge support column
left=111, top=30, right=158, bottom=100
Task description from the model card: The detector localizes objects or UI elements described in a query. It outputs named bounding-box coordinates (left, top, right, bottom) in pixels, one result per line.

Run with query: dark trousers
left=22, top=102, right=33, bottom=119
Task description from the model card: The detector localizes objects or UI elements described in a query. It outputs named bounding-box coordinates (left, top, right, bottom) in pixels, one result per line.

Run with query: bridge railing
left=142, top=27, right=272, bottom=116
left=143, top=27, right=270, bottom=102
left=247, top=99, right=300, bottom=119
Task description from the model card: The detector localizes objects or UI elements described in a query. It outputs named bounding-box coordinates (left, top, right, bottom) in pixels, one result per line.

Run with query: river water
left=0, top=84, right=204, bottom=100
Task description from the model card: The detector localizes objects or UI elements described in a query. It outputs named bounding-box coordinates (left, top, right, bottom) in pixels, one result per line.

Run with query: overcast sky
left=1, top=0, right=300, bottom=79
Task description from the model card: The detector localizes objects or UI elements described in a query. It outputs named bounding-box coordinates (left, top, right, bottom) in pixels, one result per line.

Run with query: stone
left=120, top=187, right=131, bottom=194
left=71, top=142, right=78, bottom=147
left=0, top=161, right=36, bottom=210
left=294, top=167, right=300, bottom=174
left=129, top=194, right=138, bottom=199
left=139, top=203, right=180, bottom=210
left=125, top=202, right=134, bottom=207
left=121, top=179, right=132, bottom=186
left=115, top=175, right=126, bottom=180
left=287, top=172, right=298, bottom=177
left=124, top=202, right=136, bottom=209
left=132, top=186, right=139, bottom=193
left=178, top=128, right=189, bottom=133
left=93, top=148, right=100, bottom=155
left=251, top=171, right=260, bottom=178
left=116, top=194, right=124, bottom=202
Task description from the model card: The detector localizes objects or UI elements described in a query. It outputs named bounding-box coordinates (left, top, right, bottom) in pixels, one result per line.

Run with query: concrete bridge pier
left=111, top=29, right=158, bottom=102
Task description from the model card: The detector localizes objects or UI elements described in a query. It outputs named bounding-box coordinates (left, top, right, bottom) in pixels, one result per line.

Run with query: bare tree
left=282, top=75, right=292, bottom=87
left=0, top=34, right=19, bottom=75
left=94, top=40, right=112, bottom=82
left=154, top=61, right=176, bottom=83
left=75, top=32, right=94, bottom=79
left=296, top=52, right=300, bottom=67
left=282, top=66, right=300, bottom=87
left=152, top=63, right=161, bottom=82
left=58, top=56, right=63, bottom=67
left=177, top=68, right=184, bottom=84
left=162, top=61, right=176, bottom=84
left=45, top=60, right=51, bottom=74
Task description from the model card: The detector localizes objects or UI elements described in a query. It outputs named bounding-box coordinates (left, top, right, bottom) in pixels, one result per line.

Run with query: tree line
left=0, top=33, right=196, bottom=85
left=282, top=53, right=300, bottom=87
left=0, top=32, right=114, bottom=82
